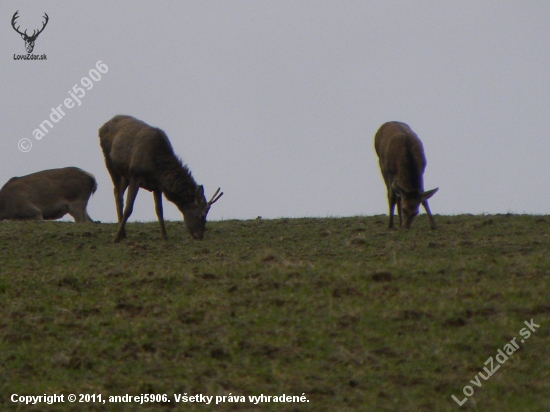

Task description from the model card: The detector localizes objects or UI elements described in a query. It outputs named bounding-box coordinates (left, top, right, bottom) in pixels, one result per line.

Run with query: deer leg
left=14, top=203, right=44, bottom=220
left=69, top=208, right=86, bottom=222
left=113, top=177, right=128, bottom=238
left=114, top=177, right=128, bottom=222
left=114, top=187, right=122, bottom=221
left=114, top=179, right=139, bottom=243
left=388, top=190, right=397, bottom=229
left=153, top=190, right=168, bottom=241
left=422, top=200, right=437, bottom=230
left=68, top=199, right=91, bottom=223
left=83, top=194, right=95, bottom=222
left=397, top=197, right=403, bottom=228
left=25, top=207, right=45, bottom=221
left=71, top=209, right=94, bottom=223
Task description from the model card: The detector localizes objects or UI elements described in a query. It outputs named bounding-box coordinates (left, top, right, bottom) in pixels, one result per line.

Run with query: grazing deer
left=99, top=115, right=223, bottom=242
left=0, top=167, right=96, bottom=222
left=374, top=121, right=438, bottom=229
left=11, top=11, right=49, bottom=54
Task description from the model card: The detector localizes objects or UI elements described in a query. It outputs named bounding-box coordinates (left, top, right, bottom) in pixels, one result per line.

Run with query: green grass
left=0, top=214, right=549, bottom=411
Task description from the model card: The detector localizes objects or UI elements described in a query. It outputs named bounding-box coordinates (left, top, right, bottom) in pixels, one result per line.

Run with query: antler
left=30, top=13, right=49, bottom=39
left=11, top=11, right=49, bottom=40
left=11, top=11, right=25, bottom=36
left=207, top=188, right=224, bottom=206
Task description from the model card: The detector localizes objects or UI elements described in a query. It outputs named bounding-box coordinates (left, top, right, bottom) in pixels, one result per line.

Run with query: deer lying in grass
left=374, top=121, right=438, bottom=229
left=99, top=115, right=223, bottom=242
left=0, top=167, right=96, bottom=222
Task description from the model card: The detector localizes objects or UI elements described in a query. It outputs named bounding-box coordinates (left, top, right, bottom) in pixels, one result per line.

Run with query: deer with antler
left=11, top=11, right=49, bottom=54
left=99, top=115, right=223, bottom=242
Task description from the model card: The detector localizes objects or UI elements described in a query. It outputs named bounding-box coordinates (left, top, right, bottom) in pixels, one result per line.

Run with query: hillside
left=0, top=214, right=549, bottom=411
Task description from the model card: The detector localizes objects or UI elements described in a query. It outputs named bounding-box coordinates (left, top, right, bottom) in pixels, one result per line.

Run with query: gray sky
left=2, top=1, right=550, bottom=223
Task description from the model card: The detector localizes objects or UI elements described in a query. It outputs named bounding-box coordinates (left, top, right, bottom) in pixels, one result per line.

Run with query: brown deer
left=99, top=115, right=223, bottom=242
left=0, top=167, right=96, bottom=222
left=374, top=121, right=438, bottom=229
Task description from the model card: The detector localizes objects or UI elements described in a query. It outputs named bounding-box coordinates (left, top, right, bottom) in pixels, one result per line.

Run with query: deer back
left=375, top=121, right=427, bottom=193
left=99, top=115, right=183, bottom=190
left=0, top=167, right=96, bottom=219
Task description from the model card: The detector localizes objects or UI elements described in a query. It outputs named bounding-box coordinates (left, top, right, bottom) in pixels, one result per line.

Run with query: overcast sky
left=1, top=1, right=550, bottom=223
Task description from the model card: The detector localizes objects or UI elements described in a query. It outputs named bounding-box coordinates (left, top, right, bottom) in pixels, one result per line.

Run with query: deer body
left=0, top=167, right=96, bottom=222
left=374, top=121, right=438, bottom=229
left=99, top=115, right=222, bottom=242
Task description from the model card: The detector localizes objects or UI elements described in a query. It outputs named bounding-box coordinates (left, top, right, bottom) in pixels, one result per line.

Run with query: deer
left=0, top=167, right=96, bottom=222
left=374, top=121, right=438, bottom=230
left=11, top=11, right=49, bottom=54
left=99, top=115, right=223, bottom=243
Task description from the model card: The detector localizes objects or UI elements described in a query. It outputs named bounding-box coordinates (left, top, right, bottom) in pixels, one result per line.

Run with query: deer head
left=392, top=182, right=438, bottom=229
left=181, top=186, right=223, bottom=240
left=12, top=11, right=49, bottom=54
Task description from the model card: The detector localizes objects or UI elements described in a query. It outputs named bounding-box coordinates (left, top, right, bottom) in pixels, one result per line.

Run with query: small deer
left=374, top=121, right=438, bottom=229
left=99, top=115, right=223, bottom=242
left=0, top=167, right=96, bottom=222
left=11, top=11, right=49, bottom=54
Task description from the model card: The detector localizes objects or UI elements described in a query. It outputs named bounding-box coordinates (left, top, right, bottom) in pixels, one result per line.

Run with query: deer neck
left=159, top=165, right=197, bottom=206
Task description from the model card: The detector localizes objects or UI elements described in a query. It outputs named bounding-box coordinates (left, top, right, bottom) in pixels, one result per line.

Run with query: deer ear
left=195, top=185, right=206, bottom=205
left=21, top=34, right=25, bottom=39
left=392, top=182, right=407, bottom=197
left=422, top=187, right=438, bottom=201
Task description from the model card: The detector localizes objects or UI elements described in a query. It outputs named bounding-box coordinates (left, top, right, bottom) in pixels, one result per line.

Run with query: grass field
left=0, top=214, right=549, bottom=411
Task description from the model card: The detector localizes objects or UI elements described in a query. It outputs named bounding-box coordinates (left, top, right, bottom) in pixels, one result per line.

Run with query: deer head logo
left=11, top=11, right=49, bottom=54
